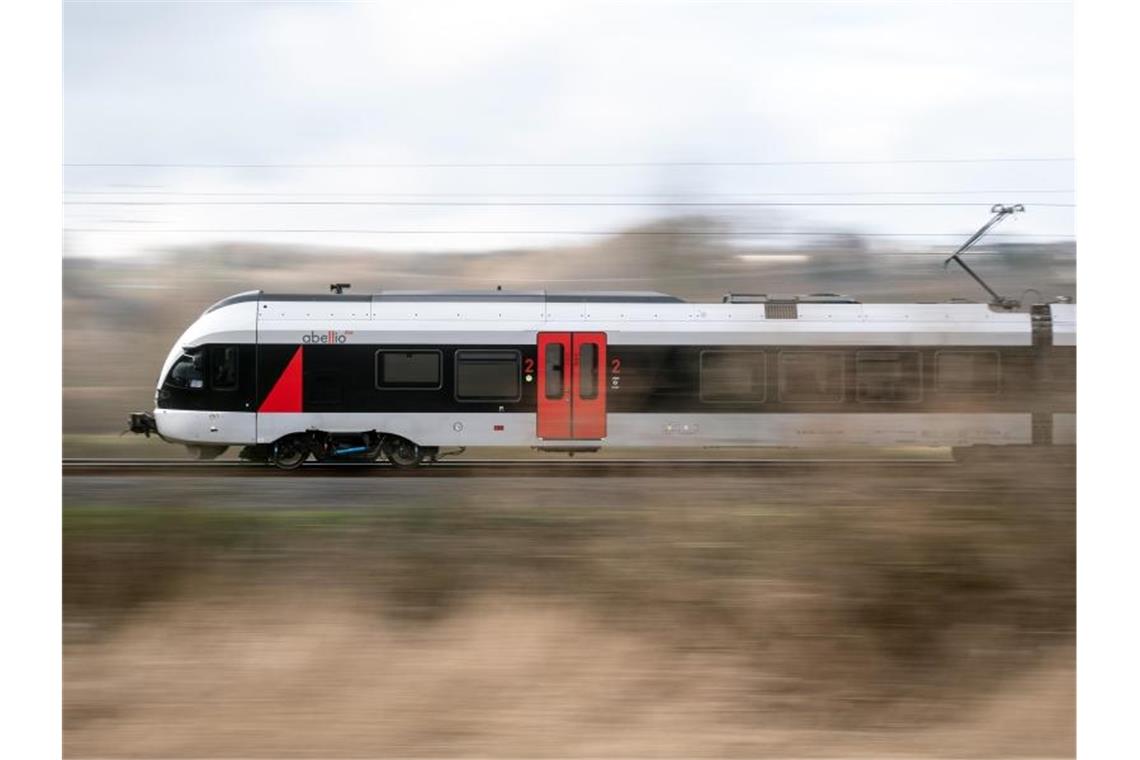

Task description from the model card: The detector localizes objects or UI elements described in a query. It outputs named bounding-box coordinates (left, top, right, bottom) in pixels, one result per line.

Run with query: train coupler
left=127, top=412, right=158, bottom=437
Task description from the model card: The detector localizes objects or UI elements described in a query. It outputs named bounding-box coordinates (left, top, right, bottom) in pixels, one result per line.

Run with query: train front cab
left=145, top=293, right=260, bottom=458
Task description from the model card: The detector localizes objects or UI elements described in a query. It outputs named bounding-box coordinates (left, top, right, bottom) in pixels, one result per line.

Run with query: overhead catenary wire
left=63, top=157, right=1075, bottom=169
left=63, top=189, right=1077, bottom=197
left=63, top=200, right=1077, bottom=207
left=63, top=227, right=1075, bottom=238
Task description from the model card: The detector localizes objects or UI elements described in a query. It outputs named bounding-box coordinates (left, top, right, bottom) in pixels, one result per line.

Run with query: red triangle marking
left=259, top=347, right=303, bottom=413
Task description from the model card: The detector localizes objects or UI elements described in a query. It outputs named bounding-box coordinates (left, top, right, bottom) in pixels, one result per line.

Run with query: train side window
left=936, top=351, right=1001, bottom=395
left=778, top=351, right=844, bottom=403
left=209, top=345, right=239, bottom=391
left=856, top=351, right=921, bottom=403
left=579, top=343, right=599, bottom=400
left=167, top=349, right=204, bottom=390
left=376, top=350, right=442, bottom=389
left=700, top=351, right=766, bottom=403
left=455, top=350, right=522, bottom=401
left=545, top=344, right=565, bottom=399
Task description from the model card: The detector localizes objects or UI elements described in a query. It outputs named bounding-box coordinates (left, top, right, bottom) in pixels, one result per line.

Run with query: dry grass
left=65, top=592, right=1073, bottom=758
left=63, top=460, right=1074, bottom=757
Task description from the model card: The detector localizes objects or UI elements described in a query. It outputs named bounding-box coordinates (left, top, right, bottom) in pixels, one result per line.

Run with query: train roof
left=183, top=288, right=1075, bottom=350
left=207, top=290, right=685, bottom=312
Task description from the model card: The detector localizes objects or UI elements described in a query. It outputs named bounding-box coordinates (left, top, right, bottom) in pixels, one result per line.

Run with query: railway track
left=63, top=457, right=956, bottom=478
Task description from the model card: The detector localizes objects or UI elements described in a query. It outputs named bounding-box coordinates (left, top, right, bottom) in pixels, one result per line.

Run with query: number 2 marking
left=524, top=357, right=536, bottom=374
left=611, top=358, right=621, bottom=374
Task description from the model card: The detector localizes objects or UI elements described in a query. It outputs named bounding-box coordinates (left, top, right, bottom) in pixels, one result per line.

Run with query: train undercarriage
left=130, top=410, right=447, bottom=469
left=233, top=431, right=445, bottom=470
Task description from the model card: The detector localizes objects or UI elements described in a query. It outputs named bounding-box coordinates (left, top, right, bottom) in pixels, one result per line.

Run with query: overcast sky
left=64, top=1, right=1074, bottom=258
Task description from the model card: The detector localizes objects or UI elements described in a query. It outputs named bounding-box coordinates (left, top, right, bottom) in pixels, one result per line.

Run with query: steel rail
left=62, top=457, right=956, bottom=478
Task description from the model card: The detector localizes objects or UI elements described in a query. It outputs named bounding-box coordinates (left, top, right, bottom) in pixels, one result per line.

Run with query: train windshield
left=167, top=349, right=205, bottom=390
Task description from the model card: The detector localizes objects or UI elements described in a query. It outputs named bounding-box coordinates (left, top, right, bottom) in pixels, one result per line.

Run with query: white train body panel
left=254, top=411, right=1032, bottom=448
left=148, top=292, right=1075, bottom=451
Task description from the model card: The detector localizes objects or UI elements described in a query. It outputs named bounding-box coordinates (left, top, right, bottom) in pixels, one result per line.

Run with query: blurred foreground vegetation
left=64, top=453, right=1074, bottom=757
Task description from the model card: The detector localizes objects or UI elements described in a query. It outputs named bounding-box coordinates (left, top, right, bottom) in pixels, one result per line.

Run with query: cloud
left=64, top=1, right=1074, bottom=258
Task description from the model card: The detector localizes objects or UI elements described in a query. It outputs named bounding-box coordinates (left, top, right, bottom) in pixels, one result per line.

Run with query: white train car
left=129, top=290, right=1076, bottom=468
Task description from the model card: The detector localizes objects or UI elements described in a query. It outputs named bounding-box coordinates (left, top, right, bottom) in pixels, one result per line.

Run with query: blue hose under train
left=333, top=446, right=369, bottom=456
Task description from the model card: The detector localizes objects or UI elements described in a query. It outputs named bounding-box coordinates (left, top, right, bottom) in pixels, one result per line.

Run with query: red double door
left=536, top=332, right=607, bottom=440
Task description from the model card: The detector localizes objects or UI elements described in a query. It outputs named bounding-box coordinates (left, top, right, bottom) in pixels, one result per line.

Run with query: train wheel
left=383, top=437, right=423, bottom=468
left=272, top=436, right=309, bottom=470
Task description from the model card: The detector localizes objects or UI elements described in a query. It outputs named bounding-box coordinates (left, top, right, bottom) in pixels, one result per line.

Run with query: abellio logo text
left=302, top=330, right=352, bottom=344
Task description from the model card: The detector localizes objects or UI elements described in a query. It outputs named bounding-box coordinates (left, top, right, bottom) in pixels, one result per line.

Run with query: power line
left=64, top=227, right=1075, bottom=238
left=63, top=200, right=1076, bottom=208
left=63, top=157, right=1076, bottom=169
left=63, top=189, right=1077, bottom=198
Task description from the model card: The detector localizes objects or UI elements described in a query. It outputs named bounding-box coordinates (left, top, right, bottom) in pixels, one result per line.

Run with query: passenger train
left=129, top=288, right=1076, bottom=468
